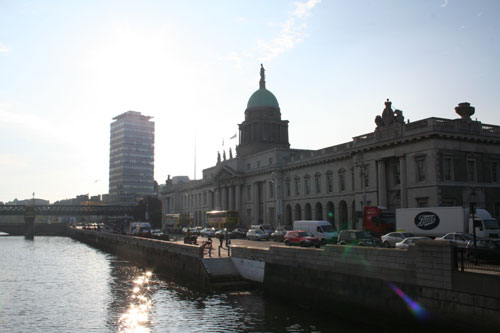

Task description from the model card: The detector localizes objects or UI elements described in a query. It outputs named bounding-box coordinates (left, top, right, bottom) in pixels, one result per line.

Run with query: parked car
left=250, top=224, right=275, bottom=236
left=284, top=230, right=321, bottom=248
left=230, top=228, right=248, bottom=239
left=246, top=229, right=270, bottom=241
left=200, top=227, right=215, bottom=238
left=271, top=226, right=292, bottom=242
left=337, top=230, right=381, bottom=247
left=466, top=238, right=500, bottom=264
left=395, top=237, right=432, bottom=249
left=435, top=232, right=473, bottom=247
left=381, top=232, right=415, bottom=248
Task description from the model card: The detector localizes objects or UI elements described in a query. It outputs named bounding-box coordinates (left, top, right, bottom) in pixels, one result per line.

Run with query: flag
left=230, top=133, right=237, bottom=139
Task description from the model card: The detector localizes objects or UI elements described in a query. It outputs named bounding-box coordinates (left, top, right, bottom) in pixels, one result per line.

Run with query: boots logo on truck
left=414, top=212, right=440, bottom=230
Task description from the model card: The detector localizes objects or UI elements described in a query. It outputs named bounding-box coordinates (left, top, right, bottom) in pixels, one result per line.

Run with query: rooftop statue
left=217, top=151, right=221, bottom=164
left=382, top=99, right=394, bottom=126
left=375, top=99, right=405, bottom=128
left=259, top=64, right=266, bottom=89
left=229, top=147, right=233, bottom=159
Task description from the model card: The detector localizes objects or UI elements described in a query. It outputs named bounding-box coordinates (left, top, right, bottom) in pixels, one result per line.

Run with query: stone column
left=221, top=186, right=227, bottom=210
left=228, top=185, right=234, bottom=211
left=235, top=184, right=241, bottom=212
left=208, top=190, right=214, bottom=210
left=253, top=182, right=260, bottom=225
left=214, top=188, right=220, bottom=210
left=377, top=159, right=387, bottom=208
left=400, top=155, right=408, bottom=208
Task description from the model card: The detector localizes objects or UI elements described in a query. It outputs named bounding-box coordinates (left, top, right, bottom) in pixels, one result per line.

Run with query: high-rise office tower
left=109, top=111, right=155, bottom=204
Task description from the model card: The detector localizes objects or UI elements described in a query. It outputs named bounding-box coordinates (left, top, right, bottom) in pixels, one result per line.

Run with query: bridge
left=0, top=204, right=136, bottom=239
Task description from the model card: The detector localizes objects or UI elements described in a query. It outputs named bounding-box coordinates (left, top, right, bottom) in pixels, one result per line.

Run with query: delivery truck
left=395, top=207, right=500, bottom=238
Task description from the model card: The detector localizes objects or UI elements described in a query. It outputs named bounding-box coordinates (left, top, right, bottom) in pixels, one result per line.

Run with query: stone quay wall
left=231, top=241, right=500, bottom=327
left=67, top=228, right=209, bottom=288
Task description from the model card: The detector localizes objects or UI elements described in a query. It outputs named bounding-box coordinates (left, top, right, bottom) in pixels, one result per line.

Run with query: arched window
left=327, top=201, right=335, bottom=229
left=305, top=203, right=312, bottom=220
left=285, top=205, right=293, bottom=226
left=294, top=204, right=302, bottom=221
left=315, top=202, right=323, bottom=220
left=339, top=200, right=348, bottom=230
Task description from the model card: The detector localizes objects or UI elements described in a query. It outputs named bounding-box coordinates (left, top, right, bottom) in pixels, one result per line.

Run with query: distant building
left=109, top=111, right=155, bottom=204
left=7, top=198, right=50, bottom=205
left=160, top=66, right=500, bottom=229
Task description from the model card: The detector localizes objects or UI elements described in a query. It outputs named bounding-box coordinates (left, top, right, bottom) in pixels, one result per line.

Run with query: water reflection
left=0, top=237, right=384, bottom=332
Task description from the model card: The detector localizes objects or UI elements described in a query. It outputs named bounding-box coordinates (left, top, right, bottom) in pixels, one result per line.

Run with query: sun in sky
left=1, top=0, right=499, bottom=203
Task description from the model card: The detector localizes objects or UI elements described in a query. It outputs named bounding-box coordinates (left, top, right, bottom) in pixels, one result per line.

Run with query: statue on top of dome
left=259, top=64, right=266, bottom=89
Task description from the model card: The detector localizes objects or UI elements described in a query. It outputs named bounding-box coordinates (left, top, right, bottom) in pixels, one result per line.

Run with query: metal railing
left=456, top=247, right=500, bottom=273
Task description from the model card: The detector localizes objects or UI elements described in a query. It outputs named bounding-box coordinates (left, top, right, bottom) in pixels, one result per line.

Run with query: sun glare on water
left=118, top=271, right=154, bottom=332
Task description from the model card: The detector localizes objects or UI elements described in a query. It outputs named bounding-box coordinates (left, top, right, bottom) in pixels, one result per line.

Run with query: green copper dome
left=246, top=64, right=280, bottom=109
left=247, top=88, right=280, bottom=109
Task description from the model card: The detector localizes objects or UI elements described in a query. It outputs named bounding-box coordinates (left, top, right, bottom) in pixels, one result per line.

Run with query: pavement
left=169, top=234, right=277, bottom=258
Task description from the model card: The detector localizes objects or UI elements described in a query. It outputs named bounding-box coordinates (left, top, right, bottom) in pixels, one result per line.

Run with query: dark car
left=271, top=226, right=292, bottom=242
left=284, top=230, right=321, bottom=248
left=337, top=230, right=380, bottom=247
left=466, top=238, right=500, bottom=264
left=230, top=228, right=248, bottom=239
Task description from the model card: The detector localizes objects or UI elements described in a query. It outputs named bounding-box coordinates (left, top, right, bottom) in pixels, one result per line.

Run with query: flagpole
left=194, top=134, right=197, bottom=180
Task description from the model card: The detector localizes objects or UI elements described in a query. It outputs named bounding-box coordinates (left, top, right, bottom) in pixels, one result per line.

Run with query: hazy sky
left=1, top=0, right=499, bottom=203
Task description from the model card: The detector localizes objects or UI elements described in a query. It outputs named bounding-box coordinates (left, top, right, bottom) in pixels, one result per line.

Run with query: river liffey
left=0, top=236, right=388, bottom=332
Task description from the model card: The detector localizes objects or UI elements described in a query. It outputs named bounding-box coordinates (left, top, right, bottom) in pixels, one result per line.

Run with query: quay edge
left=68, top=228, right=500, bottom=329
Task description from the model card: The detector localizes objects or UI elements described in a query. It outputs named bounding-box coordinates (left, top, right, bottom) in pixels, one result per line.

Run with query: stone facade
left=160, top=69, right=500, bottom=229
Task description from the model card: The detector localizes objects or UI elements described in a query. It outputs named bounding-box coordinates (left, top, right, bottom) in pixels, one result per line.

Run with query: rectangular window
left=247, top=185, right=252, bottom=200
left=394, top=162, right=400, bottom=185
left=443, top=199, right=456, bottom=206
left=492, top=162, right=499, bottom=183
left=327, top=175, right=333, bottom=193
left=295, top=178, right=300, bottom=196
left=339, top=174, right=345, bottom=191
left=315, top=176, right=321, bottom=193
left=269, top=181, right=274, bottom=198
left=443, top=157, right=453, bottom=181
left=416, top=158, right=426, bottom=182
left=268, top=207, right=275, bottom=225
left=286, top=180, right=291, bottom=197
left=364, top=165, right=369, bottom=188
left=467, top=159, right=476, bottom=182
left=305, top=178, right=310, bottom=195
left=416, top=197, right=428, bottom=207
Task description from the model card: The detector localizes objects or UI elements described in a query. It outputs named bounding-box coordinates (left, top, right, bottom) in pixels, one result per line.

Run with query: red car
left=284, top=230, right=321, bottom=248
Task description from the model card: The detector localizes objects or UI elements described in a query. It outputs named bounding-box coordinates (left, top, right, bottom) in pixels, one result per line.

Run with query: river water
left=0, top=236, right=385, bottom=332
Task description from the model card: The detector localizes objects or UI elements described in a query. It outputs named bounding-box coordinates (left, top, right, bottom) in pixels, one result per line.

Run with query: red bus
left=362, top=206, right=395, bottom=236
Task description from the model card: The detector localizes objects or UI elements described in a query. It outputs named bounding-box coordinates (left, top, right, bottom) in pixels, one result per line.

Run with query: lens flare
left=387, top=282, right=429, bottom=321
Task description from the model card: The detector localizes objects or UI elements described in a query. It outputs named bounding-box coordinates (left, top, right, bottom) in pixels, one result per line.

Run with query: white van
left=293, top=220, right=338, bottom=244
